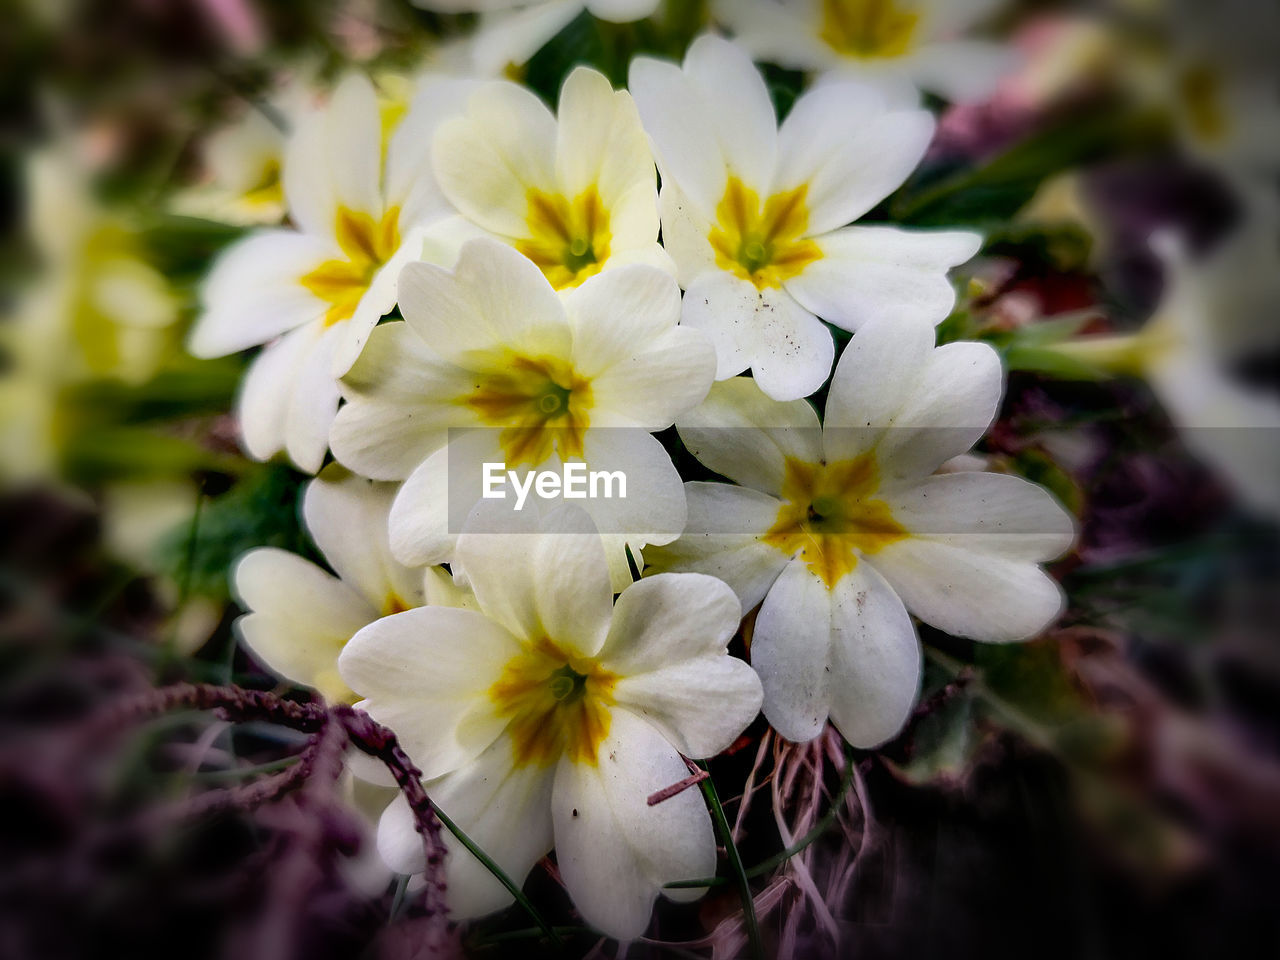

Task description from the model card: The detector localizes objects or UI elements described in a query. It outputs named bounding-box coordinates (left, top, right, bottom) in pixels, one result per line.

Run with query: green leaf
left=890, top=106, right=1167, bottom=227
left=152, top=464, right=312, bottom=602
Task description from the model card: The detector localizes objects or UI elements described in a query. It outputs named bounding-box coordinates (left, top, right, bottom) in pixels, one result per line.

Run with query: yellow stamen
left=490, top=637, right=618, bottom=768
left=300, top=205, right=401, bottom=327
left=820, top=0, right=920, bottom=60
left=516, top=186, right=612, bottom=290
left=462, top=352, right=593, bottom=467
left=242, top=156, right=284, bottom=209
left=763, top=454, right=908, bottom=588
left=709, top=177, right=822, bottom=291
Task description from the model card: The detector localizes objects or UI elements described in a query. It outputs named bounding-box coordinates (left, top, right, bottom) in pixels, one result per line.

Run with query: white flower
left=412, top=0, right=661, bottom=74
left=1128, top=0, right=1280, bottom=178
left=339, top=505, right=763, bottom=940
left=428, top=65, right=671, bottom=291
left=2, top=143, right=180, bottom=483
left=629, top=35, right=981, bottom=401
left=1052, top=217, right=1280, bottom=520
left=713, top=0, right=1018, bottom=104
left=646, top=318, right=1075, bottom=746
left=231, top=465, right=437, bottom=704
left=170, top=70, right=318, bottom=226
left=329, top=237, right=715, bottom=587
left=187, top=72, right=462, bottom=473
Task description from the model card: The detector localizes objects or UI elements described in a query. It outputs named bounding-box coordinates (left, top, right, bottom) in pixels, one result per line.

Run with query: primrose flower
left=629, top=35, right=981, bottom=401
left=713, top=0, right=1018, bottom=104
left=2, top=143, right=180, bottom=483
left=1049, top=221, right=1280, bottom=520
left=188, top=72, right=459, bottom=473
left=231, top=466, right=434, bottom=704
left=429, top=65, right=670, bottom=291
left=646, top=318, right=1074, bottom=746
left=412, top=0, right=661, bottom=74
left=329, top=238, right=715, bottom=587
left=340, top=506, right=763, bottom=939
left=171, top=70, right=317, bottom=226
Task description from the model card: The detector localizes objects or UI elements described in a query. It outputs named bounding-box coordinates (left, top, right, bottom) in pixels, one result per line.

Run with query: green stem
left=696, top=760, right=764, bottom=960
left=188, top=755, right=300, bottom=781
left=431, top=805, right=563, bottom=949
left=1043, top=332, right=1150, bottom=378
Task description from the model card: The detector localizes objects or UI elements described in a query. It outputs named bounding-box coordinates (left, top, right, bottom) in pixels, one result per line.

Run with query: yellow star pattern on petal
left=489, top=636, right=618, bottom=768
left=764, top=453, right=908, bottom=588
left=300, top=205, right=401, bottom=327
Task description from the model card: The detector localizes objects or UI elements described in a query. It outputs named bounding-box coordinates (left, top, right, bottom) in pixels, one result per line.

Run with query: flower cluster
left=189, top=21, right=1083, bottom=941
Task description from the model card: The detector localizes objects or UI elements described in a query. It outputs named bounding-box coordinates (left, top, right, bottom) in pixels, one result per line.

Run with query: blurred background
left=1, top=1, right=1278, bottom=957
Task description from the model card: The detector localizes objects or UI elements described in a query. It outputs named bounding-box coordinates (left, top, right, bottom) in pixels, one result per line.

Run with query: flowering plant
left=3, top=2, right=1277, bottom=958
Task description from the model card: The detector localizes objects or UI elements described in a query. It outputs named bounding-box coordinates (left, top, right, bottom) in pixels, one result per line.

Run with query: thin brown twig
left=647, top=768, right=710, bottom=806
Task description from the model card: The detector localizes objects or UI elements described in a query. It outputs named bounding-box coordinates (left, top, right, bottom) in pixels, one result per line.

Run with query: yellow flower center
left=1177, top=63, right=1228, bottom=144
left=709, top=177, right=822, bottom=291
left=763, top=454, right=908, bottom=588
left=819, top=0, right=920, bottom=59
left=489, top=637, right=618, bottom=768
left=300, top=205, right=402, bottom=327
left=242, top=156, right=284, bottom=209
left=516, top=186, right=612, bottom=290
left=461, top=351, right=593, bottom=467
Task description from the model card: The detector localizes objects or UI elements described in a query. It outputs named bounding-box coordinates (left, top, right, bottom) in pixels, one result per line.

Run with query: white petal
left=658, top=181, right=717, bottom=288
left=786, top=226, right=981, bottom=332
left=711, top=0, right=832, bottom=73
left=642, top=482, right=789, bottom=612
left=775, top=85, right=934, bottom=232
left=752, top=558, right=833, bottom=743
left=471, top=1, right=583, bottom=74
left=585, top=0, right=660, bottom=19
left=573, top=429, right=688, bottom=548
left=377, top=736, right=555, bottom=920
left=552, top=709, right=716, bottom=940
left=325, top=73, right=385, bottom=218
left=433, top=81, right=559, bottom=237
left=235, top=323, right=316, bottom=465
left=452, top=500, right=615, bottom=653
left=750, top=287, right=836, bottom=402
left=601, top=571, right=740, bottom=668
left=595, top=180, right=662, bottom=264
left=283, top=73, right=382, bottom=240
left=822, top=319, right=1002, bottom=481
left=303, top=465, right=424, bottom=612
left=330, top=232, right=423, bottom=377
left=677, top=376, right=822, bottom=497
left=565, top=266, right=715, bottom=428
left=340, top=605, right=518, bottom=779
left=628, top=55, right=727, bottom=219
left=534, top=506, right=616, bottom=656
left=399, top=238, right=571, bottom=360
left=604, top=573, right=761, bottom=757
left=385, top=76, right=478, bottom=223
left=283, top=322, right=344, bottom=474
left=386, top=433, right=494, bottom=568
left=909, top=40, right=1019, bottom=104
left=232, top=548, right=375, bottom=695
left=331, top=321, right=473, bottom=481
left=680, top=271, right=765, bottom=381
left=826, top=562, right=920, bottom=748
left=190, top=229, right=330, bottom=357
left=869, top=540, right=1066, bottom=642
left=555, top=66, right=656, bottom=206
left=682, top=33, right=778, bottom=194
left=881, top=472, right=1076, bottom=562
